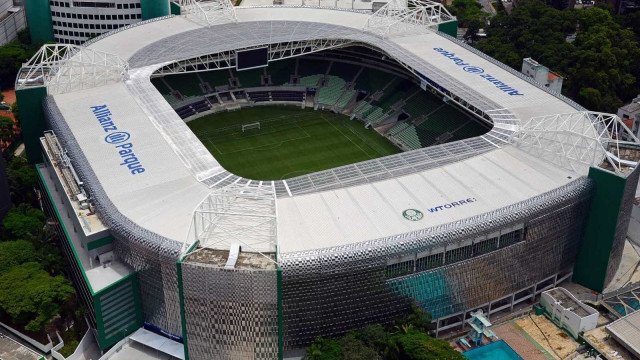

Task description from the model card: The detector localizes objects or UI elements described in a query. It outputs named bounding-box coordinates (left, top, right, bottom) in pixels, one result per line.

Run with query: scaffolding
left=15, top=44, right=128, bottom=95
left=177, top=0, right=237, bottom=26
left=364, top=0, right=455, bottom=38
left=513, top=111, right=640, bottom=175
left=189, top=182, right=278, bottom=263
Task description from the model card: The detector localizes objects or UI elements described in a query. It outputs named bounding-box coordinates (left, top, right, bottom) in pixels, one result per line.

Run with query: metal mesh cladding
left=279, top=178, right=593, bottom=348
left=605, top=165, right=640, bottom=287
left=180, top=263, right=280, bottom=360
left=42, top=96, right=183, bottom=335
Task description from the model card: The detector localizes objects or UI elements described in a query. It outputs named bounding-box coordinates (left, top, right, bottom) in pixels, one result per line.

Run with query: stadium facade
left=14, top=1, right=640, bottom=359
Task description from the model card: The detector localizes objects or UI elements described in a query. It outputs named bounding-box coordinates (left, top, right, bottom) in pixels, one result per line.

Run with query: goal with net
left=242, top=122, right=261, bottom=132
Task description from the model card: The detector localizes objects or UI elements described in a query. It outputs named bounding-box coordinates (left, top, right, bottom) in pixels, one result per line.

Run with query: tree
left=399, top=304, right=433, bottom=332
left=0, top=115, right=14, bottom=144
left=3, top=203, right=45, bottom=242
left=6, top=156, right=37, bottom=205
left=0, top=262, right=74, bottom=332
left=304, top=338, right=342, bottom=360
left=449, top=0, right=488, bottom=27
left=339, top=334, right=380, bottom=360
left=473, top=0, right=640, bottom=113
left=389, top=329, right=466, bottom=360
left=0, top=240, right=37, bottom=272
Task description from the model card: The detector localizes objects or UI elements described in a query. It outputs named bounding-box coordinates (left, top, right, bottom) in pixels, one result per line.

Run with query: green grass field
left=187, top=106, right=401, bottom=180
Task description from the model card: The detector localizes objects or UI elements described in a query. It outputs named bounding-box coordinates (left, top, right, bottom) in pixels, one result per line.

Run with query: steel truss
left=190, top=182, right=278, bottom=258
left=364, top=0, right=455, bottom=38
left=513, top=111, right=640, bottom=175
left=15, top=44, right=128, bottom=95
left=177, top=0, right=237, bottom=26
left=153, top=38, right=353, bottom=75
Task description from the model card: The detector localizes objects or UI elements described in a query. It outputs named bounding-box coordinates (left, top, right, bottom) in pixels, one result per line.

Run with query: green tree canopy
left=0, top=262, right=74, bottom=331
left=304, top=306, right=462, bottom=360
left=3, top=203, right=45, bottom=242
left=389, top=329, right=466, bottom=360
left=473, top=0, right=640, bottom=112
left=6, top=156, right=37, bottom=205
left=0, top=240, right=37, bottom=272
left=0, top=115, right=14, bottom=143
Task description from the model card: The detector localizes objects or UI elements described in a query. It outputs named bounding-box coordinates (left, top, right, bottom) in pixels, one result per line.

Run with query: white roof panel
left=48, top=8, right=590, bottom=252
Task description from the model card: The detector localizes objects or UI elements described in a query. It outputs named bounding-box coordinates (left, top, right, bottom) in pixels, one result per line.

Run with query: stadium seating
left=328, top=61, right=361, bottom=82
left=199, top=69, right=231, bottom=89
left=151, top=77, right=172, bottom=95
left=235, top=68, right=262, bottom=88
left=267, top=58, right=295, bottom=85
left=355, top=67, right=395, bottom=93
left=271, top=91, right=304, bottom=102
left=151, top=56, right=487, bottom=151
left=299, top=74, right=323, bottom=87
left=317, top=75, right=347, bottom=106
left=163, top=73, right=205, bottom=98
left=298, top=58, right=330, bottom=77
left=403, top=90, right=443, bottom=118
left=334, top=89, right=356, bottom=110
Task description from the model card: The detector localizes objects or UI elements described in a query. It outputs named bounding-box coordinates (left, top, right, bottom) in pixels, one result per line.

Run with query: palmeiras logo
left=402, top=209, right=424, bottom=221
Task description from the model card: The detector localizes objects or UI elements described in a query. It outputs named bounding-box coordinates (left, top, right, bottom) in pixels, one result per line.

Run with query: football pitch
left=187, top=106, right=402, bottom=180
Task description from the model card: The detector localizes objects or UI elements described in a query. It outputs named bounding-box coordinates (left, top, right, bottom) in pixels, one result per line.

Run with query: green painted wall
left=176, top=260, right=190, bottom=360
left=573, top=167, right=627, bottom=292
left=140, top=0, right=170, bottom=20
left=93, top=274, right=144, bottom=349
left=438, top=20, right=458, bottom=38
left=16, top=87, right=47, bottom=164
left=87, top=236, right=113, bottom=251
left=24, top=0, right=54, bottom=43
left=170, top=1, right=182, bottom=15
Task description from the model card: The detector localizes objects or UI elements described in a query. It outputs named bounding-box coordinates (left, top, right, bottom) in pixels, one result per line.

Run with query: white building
left=0, top=0, right=26, bottom=45
left=521, top=57, right=564, bottom=93
left=49, top=0, right=144, bottom=45
left=618, top=95, right=640, bottom=139
left=540, top=287, right=599, bottom=338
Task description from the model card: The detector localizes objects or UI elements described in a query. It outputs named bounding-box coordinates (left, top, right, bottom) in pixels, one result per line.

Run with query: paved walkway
left=493, top=321, right=550, bottom=360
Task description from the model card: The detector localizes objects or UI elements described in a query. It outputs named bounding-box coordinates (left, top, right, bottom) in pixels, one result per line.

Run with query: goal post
left=242, top=122, right=261, bottom=132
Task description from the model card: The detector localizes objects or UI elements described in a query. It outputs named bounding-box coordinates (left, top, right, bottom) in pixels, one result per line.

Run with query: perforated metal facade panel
left=279, top=179, right=592, bottom=347
left=180, top=263, right=280, bottom=360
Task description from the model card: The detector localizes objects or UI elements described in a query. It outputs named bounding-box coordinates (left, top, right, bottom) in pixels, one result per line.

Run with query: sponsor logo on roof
left=403, top=209, right=424, bottom=221
left=403, top=198, right=477, bottom=220
left=91, top=105, right=146, bottom=175
left=432, top=47, right=524, bottom=96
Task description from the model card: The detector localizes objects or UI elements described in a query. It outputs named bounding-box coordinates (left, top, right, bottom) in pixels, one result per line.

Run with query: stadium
left=13, top=0, right=640, bottom=359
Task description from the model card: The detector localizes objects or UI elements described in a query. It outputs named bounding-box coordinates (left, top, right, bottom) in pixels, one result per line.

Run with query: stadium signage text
left=402, top=198, right=477, bottom=220
left=90, top=105, right=146, bottom=175
left=426, top=197, right=477, bottom=213
left=432, top=48, right=524, bottom=96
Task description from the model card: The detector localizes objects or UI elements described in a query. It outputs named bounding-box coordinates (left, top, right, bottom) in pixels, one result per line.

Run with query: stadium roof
left=26, top=5, right=639, bottom=258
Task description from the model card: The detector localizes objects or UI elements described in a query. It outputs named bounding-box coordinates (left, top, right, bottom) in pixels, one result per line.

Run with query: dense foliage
left=0, top=155, right=73, bottom=334
left=0, top=29, right=39, bottom=90
left=473, top=0, right=640, bottom=112
left=0, top=262, right=74, bottom=331
left=303, top=306, right=465, bottom=360
left=447, top=0, right=489, bottom=39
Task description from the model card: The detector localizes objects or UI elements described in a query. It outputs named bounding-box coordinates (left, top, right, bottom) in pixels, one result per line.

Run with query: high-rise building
left=24, top=0, right=172, bottom=44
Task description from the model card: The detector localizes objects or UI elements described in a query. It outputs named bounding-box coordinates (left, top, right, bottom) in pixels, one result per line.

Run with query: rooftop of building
left=28, top=6, right=638, bottom=259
